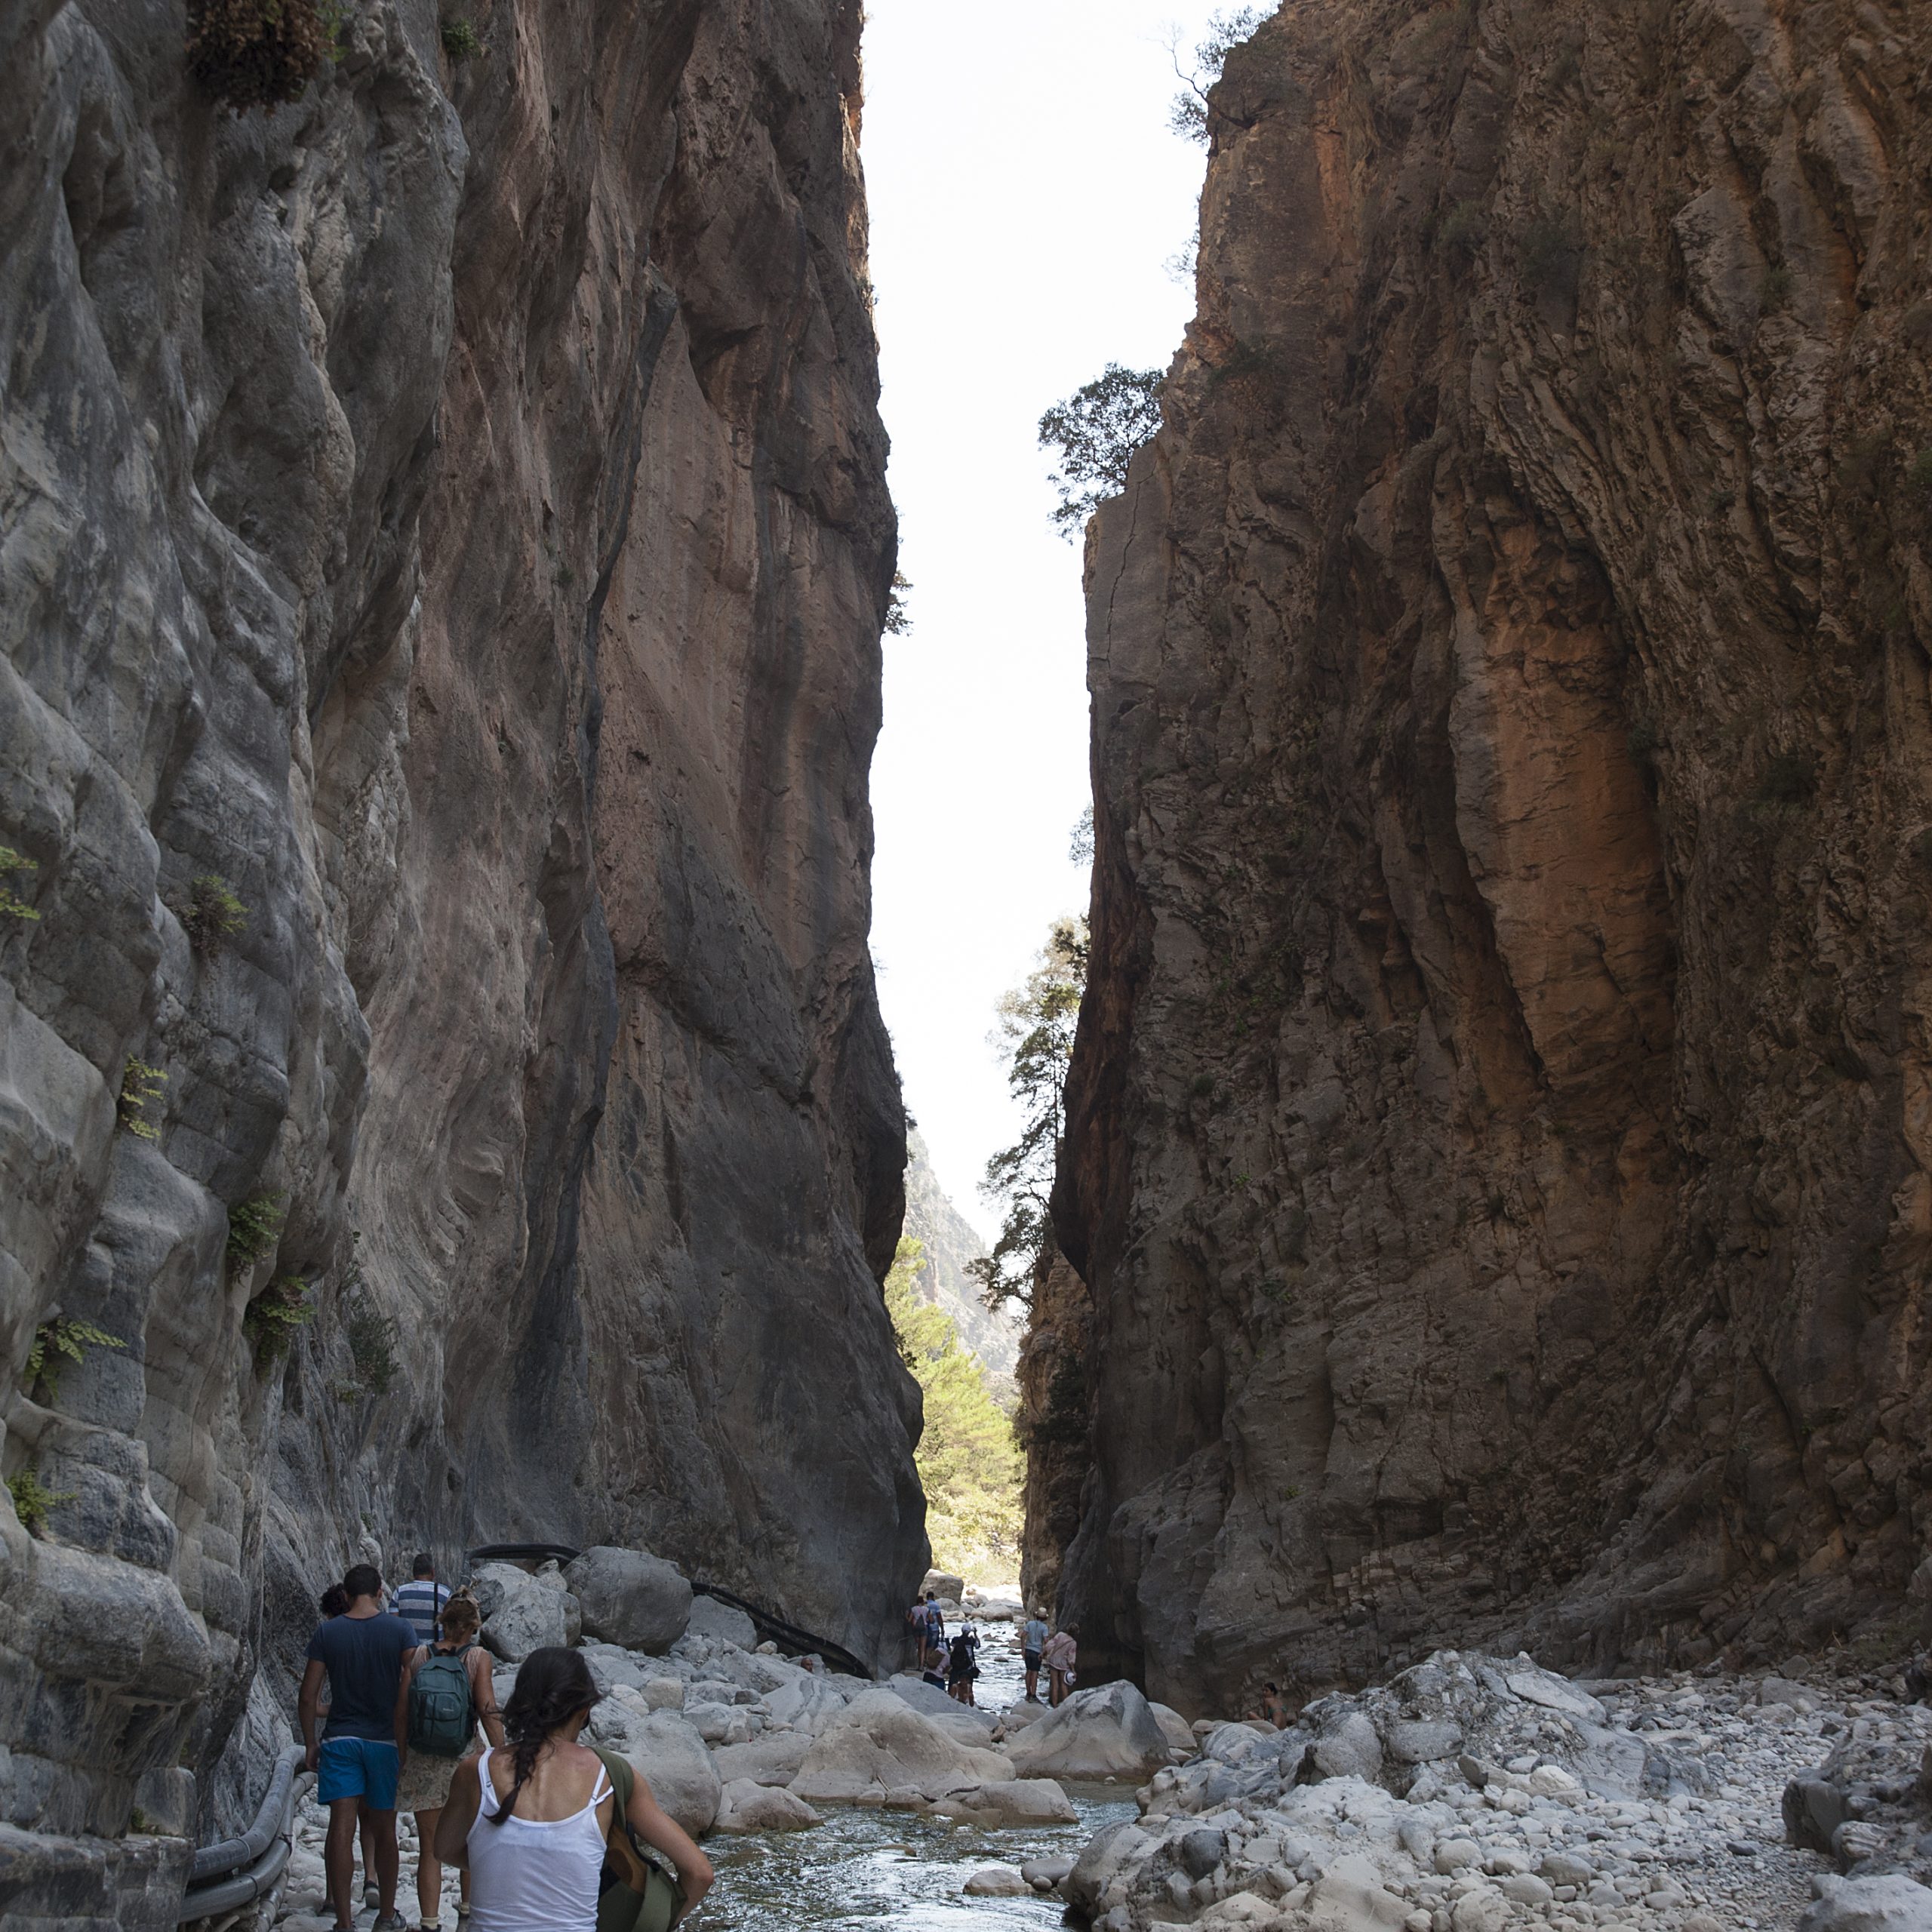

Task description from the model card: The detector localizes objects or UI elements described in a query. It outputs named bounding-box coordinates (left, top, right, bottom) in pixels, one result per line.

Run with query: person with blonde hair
left=398, top=1594, right=501, bottom=1932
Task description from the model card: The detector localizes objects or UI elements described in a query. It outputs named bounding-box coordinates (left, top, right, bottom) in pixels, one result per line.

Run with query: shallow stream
left=703, top=1621, right=1131, bottom=1932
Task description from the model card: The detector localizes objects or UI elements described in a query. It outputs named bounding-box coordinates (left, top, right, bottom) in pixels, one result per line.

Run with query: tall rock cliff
left=903, top=1127, right=1020, bottom=1384
left=1054, top=0, right=1932, bottom=1715
left=0, top=0, right=916, bottom=1914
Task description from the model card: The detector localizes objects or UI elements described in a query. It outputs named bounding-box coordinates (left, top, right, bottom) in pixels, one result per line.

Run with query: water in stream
left=704, top=1620, right=1133, bottom=1930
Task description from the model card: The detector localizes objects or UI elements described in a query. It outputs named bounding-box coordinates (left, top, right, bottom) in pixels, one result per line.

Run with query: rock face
left=0, top=0, right=917, bottom=1914
left=1051, top=0, right=1932, bottom=1710
left=903, top=1128, right=1021, bottom=1383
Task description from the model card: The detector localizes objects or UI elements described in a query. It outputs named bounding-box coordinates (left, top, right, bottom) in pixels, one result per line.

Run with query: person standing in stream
left=299, top=1563, right=417, bottom=1932
left=399, top=1594, right=503, bottom=1932
left=1041, top=1623, right=1078, bottom=1707
left=1020, top=1606, right=1050, bottom=1703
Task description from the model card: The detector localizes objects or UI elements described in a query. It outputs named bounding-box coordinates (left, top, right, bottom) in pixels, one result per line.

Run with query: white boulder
left=712, top=1777, right=822, bottom=1833
left=963, top=1866, right=1029, bottom=1897
left=1004, top=1680, right=1171, bottom=1780
left=790, top=1687, right=1012, bottom=1804
left=1800, top=1875, right=1932, bottom=1932
left=473, top=1563, right=571, bottom=1662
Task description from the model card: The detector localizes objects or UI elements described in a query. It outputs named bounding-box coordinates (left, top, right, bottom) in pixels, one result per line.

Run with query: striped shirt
left=390, top=1578, right=451, bottom=1644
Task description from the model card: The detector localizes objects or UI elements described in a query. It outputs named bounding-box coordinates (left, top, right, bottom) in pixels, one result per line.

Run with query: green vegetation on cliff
left=887, top=1236, right=1023, bottom=1576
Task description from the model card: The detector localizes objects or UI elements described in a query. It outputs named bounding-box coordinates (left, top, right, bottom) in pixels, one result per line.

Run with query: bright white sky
left=863, top=2, right=1227, bottom=1235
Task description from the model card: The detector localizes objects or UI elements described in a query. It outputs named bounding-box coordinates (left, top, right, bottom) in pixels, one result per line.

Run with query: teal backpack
left=408, top=1644, right=475, bottom=1758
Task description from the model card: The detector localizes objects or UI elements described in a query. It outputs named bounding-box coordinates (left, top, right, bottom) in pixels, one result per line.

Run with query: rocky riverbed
left=259, top=1556, right=1932, bottom=1932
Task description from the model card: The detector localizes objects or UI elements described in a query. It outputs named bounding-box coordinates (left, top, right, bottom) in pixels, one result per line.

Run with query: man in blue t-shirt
left=300, top=1563, right=415, bottom=1932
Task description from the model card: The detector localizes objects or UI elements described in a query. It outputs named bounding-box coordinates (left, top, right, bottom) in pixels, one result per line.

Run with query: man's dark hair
left=343, top=1563, right=382, bottom=1600
left=412, top=1552, right=434, bottom=1577
left=924, top=1591, right=935, bottom=1601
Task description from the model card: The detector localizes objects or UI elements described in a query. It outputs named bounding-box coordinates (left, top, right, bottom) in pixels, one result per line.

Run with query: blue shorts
left=318, top=1737, right=399, bottom=1810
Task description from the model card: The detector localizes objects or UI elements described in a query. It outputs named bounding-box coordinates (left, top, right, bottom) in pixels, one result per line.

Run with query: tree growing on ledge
left=885, top=1237, right=1022, bottom=1574
left=1165, top=6, right=1267, bottom=143
left=1038, top=367, right=1163, bottom=537
left=971, top=916, right=1087, bottom=1309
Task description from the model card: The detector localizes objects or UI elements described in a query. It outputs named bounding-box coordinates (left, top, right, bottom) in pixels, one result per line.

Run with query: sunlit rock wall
left=0, top=0, right=915, bottom=1915
left=1054, top=0, right=1932, bottom=1715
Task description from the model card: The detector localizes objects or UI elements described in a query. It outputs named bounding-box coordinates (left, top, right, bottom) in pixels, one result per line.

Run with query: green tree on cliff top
left=970, top=916, right=1088, bottom=1310
left=1038, top=366, right=1163, bottom=537
left=887, top=1236, right=1023, bottom=1574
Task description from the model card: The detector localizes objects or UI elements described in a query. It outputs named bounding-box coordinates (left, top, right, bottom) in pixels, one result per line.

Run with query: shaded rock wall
left=1054, top=0, right=1932, bottom=1716
left=0, top=0, right=916, bottom=1913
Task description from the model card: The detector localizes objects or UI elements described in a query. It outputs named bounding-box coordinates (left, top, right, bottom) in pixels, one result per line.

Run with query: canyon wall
left=0, top=0, right=917, bottom=1915
left=1053, top=0, right=1932, bottom=1716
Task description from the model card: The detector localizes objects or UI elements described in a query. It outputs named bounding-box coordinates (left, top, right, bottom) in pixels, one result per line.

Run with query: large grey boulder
left=1063, top=1820, right=1157, bottom=1916
left=473, top=1562, right=571, bottom=1662
left=1004, top=1680, right=1171, bottom=1780
left=1799, top=1875, right=1932, bottom=1932
left=928, top=1778, right=1078, bottom=1826
left=687, top=1595, right=758, bottom=1648
left=587, top=1705, right=721, bottom=1837
left=713, top=1777, right=822, bottom=1833
left=565, top=1546, right=693, bottom=1654
left=790, top=1687, right=1011, bottom=1804
left=714, top=1731, right=814, bottom=1788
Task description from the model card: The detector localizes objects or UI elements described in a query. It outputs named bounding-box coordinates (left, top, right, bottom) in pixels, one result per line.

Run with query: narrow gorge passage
left=6, top=1, right=1932, bottom=1930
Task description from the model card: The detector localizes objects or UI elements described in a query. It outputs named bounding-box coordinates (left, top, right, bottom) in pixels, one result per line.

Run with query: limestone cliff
left=1054, top=0, right=1932, bottom=1715
left=903, top=1127, right=1020, bottom=1385
left=0, top=0, right=915, bottom=1915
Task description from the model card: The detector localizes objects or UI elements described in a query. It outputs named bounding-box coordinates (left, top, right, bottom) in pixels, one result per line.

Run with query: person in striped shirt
left=391, top=1554, right=451, bottom=1644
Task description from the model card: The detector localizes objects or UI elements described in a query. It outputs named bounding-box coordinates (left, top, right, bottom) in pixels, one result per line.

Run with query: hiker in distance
left=392, top=1550, right=453, bottom=1644
left=946, top=1624, right=981, bottom=1706
left=400, top=1593, right=503, bottom=1932
left=1041, top=1621, right=1078, bottom=1707
left=435, top=1646, right=714, bottom=1932
left=299, top=1563, right=417, bottom=1932
left=1020, top=1605, right=1050, bottom=1703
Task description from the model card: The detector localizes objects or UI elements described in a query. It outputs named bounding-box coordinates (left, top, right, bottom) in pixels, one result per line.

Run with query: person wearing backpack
left=434, top=1646, right=713, bottom=1931
left=398, top=1595, right=503, bottom=1932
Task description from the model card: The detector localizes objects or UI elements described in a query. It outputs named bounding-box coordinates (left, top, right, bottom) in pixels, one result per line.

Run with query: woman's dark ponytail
left=488, top=1646, right=600, bottom=1826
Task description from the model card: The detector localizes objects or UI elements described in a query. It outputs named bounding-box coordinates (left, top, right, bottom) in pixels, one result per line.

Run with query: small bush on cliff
left=1165, top=7, right=1266, bottom=143
left=343, top=1276, right=399, bottom=1395
left=886, top=1238, right=1023, bottom=1573
left=178, top=873, right=248, bottom=953
left=117, top=1060, right=168, bottom=1142
left=7, top=1465, right=74, bottom=1538
left=884, top=570, right=913, bottom=638
left=186, top=0, right=331, bottom=112
left=244, top=1276, right=313, bottom=1364
left=970, top=918, right=1087, bottom=1309
left=1038, top=367, right=1163, bottom=539
left=440, top=17, right=483, bottom=57
left=0, top=847, right=39, bottom=921
left=1435, top=199, right=1488, bottom=266
left=226, top=1193, right=287, bottom=1273
left=26, top=1317, right=125, bottom=1404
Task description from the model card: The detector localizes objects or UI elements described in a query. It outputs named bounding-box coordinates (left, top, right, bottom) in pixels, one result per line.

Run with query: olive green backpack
left=592, top=1747, right=686, bottom=1932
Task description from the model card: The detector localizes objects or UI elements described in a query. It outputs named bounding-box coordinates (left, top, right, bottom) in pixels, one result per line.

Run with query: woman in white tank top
left=434, top=1647, right=712, bottom=1930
